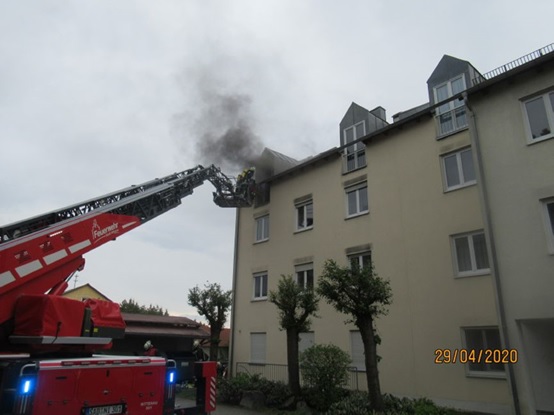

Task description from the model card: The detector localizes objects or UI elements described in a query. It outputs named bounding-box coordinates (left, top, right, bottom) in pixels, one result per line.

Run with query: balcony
left=436, top=105, right=468, bottom=138
left=342, top=145, right=367, bottom=173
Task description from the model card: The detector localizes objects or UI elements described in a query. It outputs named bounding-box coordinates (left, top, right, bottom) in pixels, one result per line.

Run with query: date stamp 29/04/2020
left=434, top=348, right=518, bottom=365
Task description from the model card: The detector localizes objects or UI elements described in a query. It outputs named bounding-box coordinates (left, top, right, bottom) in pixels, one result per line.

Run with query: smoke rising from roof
left=194, top=94, right=264, bottom=173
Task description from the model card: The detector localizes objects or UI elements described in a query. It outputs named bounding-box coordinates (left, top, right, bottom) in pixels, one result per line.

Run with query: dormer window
left=344, top=121, right=366, bottom=172
left=434, top=75, right=468, bottom=137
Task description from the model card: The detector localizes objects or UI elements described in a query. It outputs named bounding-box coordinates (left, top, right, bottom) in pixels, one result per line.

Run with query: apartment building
left=466, top=46, right=554, bottom=415
left=230, top=44, right=554, bottom=415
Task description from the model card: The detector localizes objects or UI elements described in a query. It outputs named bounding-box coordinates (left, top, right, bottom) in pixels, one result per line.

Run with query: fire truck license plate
left=83, top=404, right=125, bottom=415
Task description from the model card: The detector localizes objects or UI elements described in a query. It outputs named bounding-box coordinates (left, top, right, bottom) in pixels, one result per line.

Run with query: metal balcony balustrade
left=472, top=43, right=554, bottom=86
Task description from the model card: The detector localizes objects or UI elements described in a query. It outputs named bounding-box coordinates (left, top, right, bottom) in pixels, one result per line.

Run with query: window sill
left=526, top=133, right=553, bottom=145
left=436, top=125, right=469, bottom=140
left=294, top=226, right=313, bottom=234
left=454, top=269, right=490, bottom=279
left=253, top=239, right=269, bottom=245
left=251, top=297, right=268, bottom=302
left=345, top=211, right=369, bottom=221
left=342, top=165, right=367, bottom=176
left=444, top=181, right=477, bottom=193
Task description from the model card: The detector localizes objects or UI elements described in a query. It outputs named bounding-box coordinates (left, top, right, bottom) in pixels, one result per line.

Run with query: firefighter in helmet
left=143, top=340, right=158, bottom=356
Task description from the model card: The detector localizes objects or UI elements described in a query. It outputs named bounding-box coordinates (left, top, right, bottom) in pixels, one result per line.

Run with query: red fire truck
left=0, top=165, right=254, bottom=415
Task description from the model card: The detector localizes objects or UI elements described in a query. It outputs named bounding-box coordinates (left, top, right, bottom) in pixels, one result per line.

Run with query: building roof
left=258, top=44, right=554, bottom=186
left=63, top=283, right=112, bottom=301
left=199, top=326, right=230, bottom=348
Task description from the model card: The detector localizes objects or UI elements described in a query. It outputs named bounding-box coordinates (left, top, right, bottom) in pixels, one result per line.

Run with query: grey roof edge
left=259, top=47, right=554, bottom=186
left=259, top=147, right=340, bottom=184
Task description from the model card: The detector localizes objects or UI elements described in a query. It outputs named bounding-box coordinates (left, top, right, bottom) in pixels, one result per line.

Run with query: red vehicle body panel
left=33, top=356, right=167, bottom=415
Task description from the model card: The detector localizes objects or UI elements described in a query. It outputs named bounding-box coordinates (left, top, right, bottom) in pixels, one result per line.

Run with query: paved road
left=176, top=398, right=266, bottom=414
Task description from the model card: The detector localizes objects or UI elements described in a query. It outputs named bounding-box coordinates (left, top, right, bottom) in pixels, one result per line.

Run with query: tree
left=120, top=298, right=169, bottom=315
left=269, top=275, right=319, bottom=397
left=317, top=259, right=392, bottom=412
left=188, top=282, right=232, bottom=361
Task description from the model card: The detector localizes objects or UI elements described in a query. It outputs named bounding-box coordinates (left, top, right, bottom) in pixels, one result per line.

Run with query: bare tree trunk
left=359, top=317, right=384, bottom=412
left=286, top=327, right=301, bottom=396
left=209, top=327, right=221, bottom=362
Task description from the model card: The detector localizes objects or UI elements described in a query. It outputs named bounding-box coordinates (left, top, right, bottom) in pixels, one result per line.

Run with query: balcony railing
left=343, top=146, right=367, bottom=173
left=472, top=43, right=554, bottom=86
left=435, top=106, right=468, bottom=138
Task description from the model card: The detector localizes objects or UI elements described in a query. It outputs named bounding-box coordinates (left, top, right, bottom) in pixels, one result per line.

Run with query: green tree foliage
left=188, top=282, right=232, bottom=361
left=318, top=259, right=392, bottom=412
left=300, top=344, right=351, bottom=412
left=120, top=298, right=169, bottom=315
left=269, top=275, right=319, bottom=397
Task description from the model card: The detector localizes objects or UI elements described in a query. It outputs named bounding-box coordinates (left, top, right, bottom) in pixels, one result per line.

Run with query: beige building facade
left=230, top=44, right=554, bottom=415
left=467, top=47, right=554, bottom=415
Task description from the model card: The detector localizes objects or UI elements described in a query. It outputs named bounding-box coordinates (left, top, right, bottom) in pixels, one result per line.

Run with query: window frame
left=451, top=230, right=490, bottom=277
left=343, top=121, right=367, bottom=173
left=252, top=272, right=268, bottom=301
left=299, top=331, right=315, bottom=354
left=295, top=263, right=314, bottom=290
left=350, top=330, right=366, bottom=371
left=522, top=90, right=554, bottom=144
left=461, top=327, right=506, bottom=378
left=348, top=251, right=372, bottom=271
left=254, top=214, right=269, bottom=243
left=345, top=182, right=369, bottom=218
left=295, top=200, right=314, bottom=232
left=441, top=147, right=476, bottom=192
left=433, top=75, right=468, bottom=138
left=542, top=198, right=554, bottom=254
left=250, top=332, right=267, bottom=364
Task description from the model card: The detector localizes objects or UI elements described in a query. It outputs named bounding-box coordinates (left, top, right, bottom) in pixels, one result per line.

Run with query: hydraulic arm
left=0, top=165, right=254, bottom=345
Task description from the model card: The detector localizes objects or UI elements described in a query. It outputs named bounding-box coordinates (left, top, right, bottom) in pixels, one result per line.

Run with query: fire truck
left=0, top=165, right=255, bottom=415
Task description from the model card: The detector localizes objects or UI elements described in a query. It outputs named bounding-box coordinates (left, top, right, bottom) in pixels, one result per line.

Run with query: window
left=250, top=332, right=266, bottom=363
left=523, top=91, right=554, bottom=143
left=255, top=215, right=269, bottom=242
left=346, top=183, right=369, bottom=217
left=295, top=263, right=314, bottom=290
left=349, top=251, right=372, bottom=270
left=343, top=121, right=367, bottom=172
left=299, top=332, right=315, bottom=354
left=434, top=75, right=468, bottom=137
left=442, top=148, right=476, bottom=191
left=463, top=327, right=505, bottom=375
left=543, top=199, right=554, bottom=253
left=296, top=201, right=314, bottom=231
left=253, top=273, right=268, bottom=300
left=452, top=231, right=490, bottom=276
left=350, top=331, right=365, bottom=371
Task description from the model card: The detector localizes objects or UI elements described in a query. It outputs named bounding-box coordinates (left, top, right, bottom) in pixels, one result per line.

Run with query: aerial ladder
left=0, top=164, right=255, bottom=415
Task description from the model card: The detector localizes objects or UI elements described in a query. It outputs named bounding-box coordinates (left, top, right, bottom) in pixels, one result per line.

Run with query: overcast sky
left=1, top=1, right=552, bottom=322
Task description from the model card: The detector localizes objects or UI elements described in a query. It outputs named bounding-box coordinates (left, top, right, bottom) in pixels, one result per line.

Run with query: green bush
left=326, top=391, right=372, bottom=415
left=300, top=344, right=351, bottom=411
left=325, top=392, right=469, bottom=415
left=380, top=394, right=467, bottom=415
left=217, top=373, right=251, bottom=404
left=217, top=373, right=291, bottom=407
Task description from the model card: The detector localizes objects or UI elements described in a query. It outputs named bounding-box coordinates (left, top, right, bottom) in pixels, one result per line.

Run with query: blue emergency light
left=21, top=378, right=34, bottom=394
left=168, top=370, right=176, bottom=384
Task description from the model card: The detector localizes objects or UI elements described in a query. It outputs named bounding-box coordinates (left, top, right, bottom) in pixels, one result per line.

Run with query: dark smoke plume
left=191, top=92, right=264, bottom=174
left=197, top=121, right=263, bottom=171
